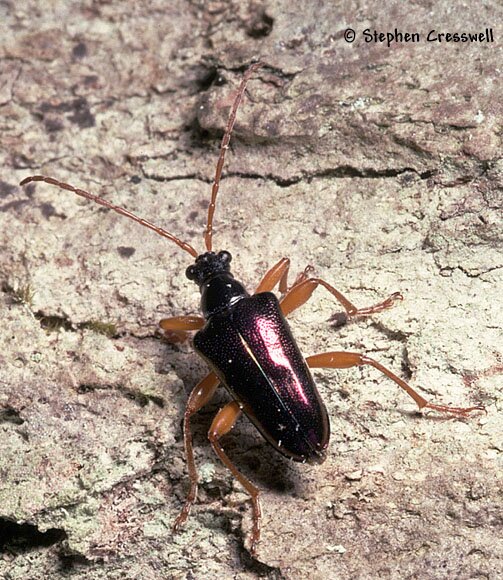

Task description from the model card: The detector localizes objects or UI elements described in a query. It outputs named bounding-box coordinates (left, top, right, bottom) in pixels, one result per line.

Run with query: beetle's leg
left=255, top=257, right=313, bottom=295
left=257, top=261, right=401, bottom=318
left=280, top=277, right=403, bottom=318
left=291, top=264, right=315, bottom=288
left=159, top=315, right=205, bottom=343
left=255, top=257, right=291, bottom=294
left=208, top=401, right=262, bottom=556
left=173, top=372, right=220, bottom=531
left=307, top=351, right=485, bottom=417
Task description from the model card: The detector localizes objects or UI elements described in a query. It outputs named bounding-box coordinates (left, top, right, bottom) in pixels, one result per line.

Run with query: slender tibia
left=173, top=372, right=220, bottom=531
left=208, top=401, right=262, bottom=556
left=281, top=277, right=403, bottom=318
left=306, top=351, right=485, bottom=416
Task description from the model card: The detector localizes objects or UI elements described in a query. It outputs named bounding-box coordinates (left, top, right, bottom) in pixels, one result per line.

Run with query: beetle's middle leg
left=173, top=371, right=220, bottom=531
left=160, top=315, right=205, bottom=343
left=306, top=351, right=484, bottom=417
left=208, top=401, right=262, bottom=556
left=254, top=259, right=401, bottom=318
left=280, top=277, right=403, bottom=318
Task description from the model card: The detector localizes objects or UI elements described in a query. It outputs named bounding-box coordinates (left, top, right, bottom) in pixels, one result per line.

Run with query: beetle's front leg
left=160, top=315, right=205, bottom=343
left=173, top=372, right=220, bottom=531
left=208, top=401, right=262, bottom=556
left=306, top=351, right=484, bottom=416
left=280, top=277, right=403, bottom=318
left=255, top=257, right=291, bottom=294
left=254, top=257, right=313, bottom=295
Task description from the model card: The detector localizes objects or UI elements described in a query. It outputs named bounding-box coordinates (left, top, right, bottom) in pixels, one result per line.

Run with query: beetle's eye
left=219, top=250, right=232, bottom=264
left=186, top=265, right=197, bottom=280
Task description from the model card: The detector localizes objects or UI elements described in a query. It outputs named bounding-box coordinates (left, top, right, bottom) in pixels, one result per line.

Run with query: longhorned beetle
left=21, top=63, right=484, bottom=556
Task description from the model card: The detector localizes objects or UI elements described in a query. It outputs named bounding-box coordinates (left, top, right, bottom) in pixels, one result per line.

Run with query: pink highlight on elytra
left=255, top=317, right=308, bottom=404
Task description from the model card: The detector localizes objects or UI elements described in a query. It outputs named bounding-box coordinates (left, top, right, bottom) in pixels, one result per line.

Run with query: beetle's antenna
left=204, top=62, right=264, bottom=252
left=20, top=175, right=199, bottom=258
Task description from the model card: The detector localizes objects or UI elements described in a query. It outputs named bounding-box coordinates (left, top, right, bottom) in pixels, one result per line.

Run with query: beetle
left=21, top=62, right=484, bottom=555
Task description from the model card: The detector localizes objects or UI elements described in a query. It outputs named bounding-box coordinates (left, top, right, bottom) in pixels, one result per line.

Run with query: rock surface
left=0, top=1, right=501, bottom=579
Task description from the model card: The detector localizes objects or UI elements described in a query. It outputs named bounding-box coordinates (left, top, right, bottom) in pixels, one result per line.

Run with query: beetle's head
left=185, top=250, right=232, bottom=286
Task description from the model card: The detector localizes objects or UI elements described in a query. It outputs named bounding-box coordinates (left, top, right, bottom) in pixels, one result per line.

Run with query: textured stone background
left=0, top=1, right=501, bottom=579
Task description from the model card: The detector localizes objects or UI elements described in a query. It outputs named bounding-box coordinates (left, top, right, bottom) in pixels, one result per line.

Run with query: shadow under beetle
left=21, top=62, right=484, bottom=556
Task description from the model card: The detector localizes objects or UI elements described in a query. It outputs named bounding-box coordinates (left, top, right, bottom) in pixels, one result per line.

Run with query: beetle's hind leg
left=307, top=351, right=485, bottom=417
left=173, top=372, right=220, bottom=531
left=160, top=315, right=204, bottom=344
left=208, top=401, right=262, bottom=556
